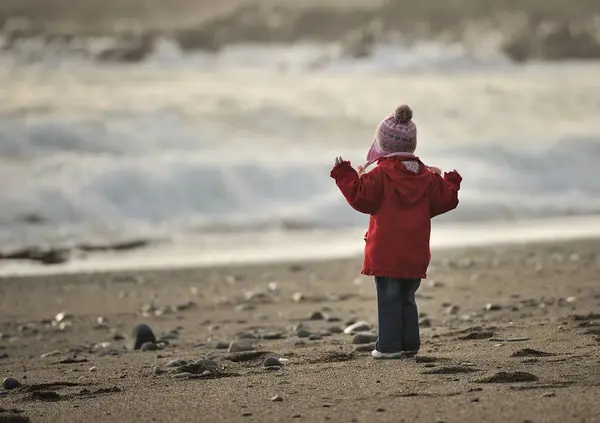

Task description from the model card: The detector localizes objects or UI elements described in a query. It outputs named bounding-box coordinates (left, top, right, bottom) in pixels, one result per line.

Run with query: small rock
left=228, top=341, right=255, bottom=353
left=54, top=312, right=72, bottom=323
left=309, top=311, right=325, bottom=321
left=215, top=341, right=230, bottom=350
left=352, top=332, right=378, bottom=344
left=140, top=342, right=161, bottom=352
left=292, top=292, right=305, bottom=303
left=3, top=377, right=21, bottom=390
left=485, top=303, right=502, bottom=311
left=40, top=350, right=62, bottom=358
left=308, top=334, right=322, bottom=341
left=566, top=296, right=577, bottom=303
left=153, top=366, right=165, bottom=375
left=166, top=359, right=187, bottom=368
left=353, top=343, right=376, bottom=352
left=172, top=372, right=194, bottom=379
left=376, top=407, right=385, bottom=412
left=262, top=332, right=285, bottom=340
left=327, top=326, right=344, bottom=334
left=344, top=321, right=371, bottom=335
left=270, top=395, right=284, bottom=402
left=296, top=328, right=312, bottom=338
left=542, top=392, right=555, bottom=398
left=419, top=317, right=432, bottom=328
left=444, top=305, right=460, bottom=315
left=235, top=304, right=255, bottom=312
left=263, top=357, right=282, bottom=368
left=238, top=332, right=258, bottom=340
left=131, top=323, right=157, bottom=350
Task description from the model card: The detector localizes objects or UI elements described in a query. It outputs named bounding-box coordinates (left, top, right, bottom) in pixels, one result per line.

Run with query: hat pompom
left=394, top=105, right=413, bottom=124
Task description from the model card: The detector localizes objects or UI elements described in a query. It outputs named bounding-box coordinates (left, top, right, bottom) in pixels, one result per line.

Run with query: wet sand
left=1, top=238, right=599, bottom=422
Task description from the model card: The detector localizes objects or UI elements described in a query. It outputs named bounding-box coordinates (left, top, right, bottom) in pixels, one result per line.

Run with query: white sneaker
left=371, top=350, right=405, bottom=359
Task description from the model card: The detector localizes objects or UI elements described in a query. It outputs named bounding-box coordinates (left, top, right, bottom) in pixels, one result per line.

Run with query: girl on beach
left=330, top=105, right=462, bottom=359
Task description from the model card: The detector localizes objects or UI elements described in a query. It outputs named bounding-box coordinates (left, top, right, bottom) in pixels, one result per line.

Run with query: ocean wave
left=1, top=111, right=599, bottom=248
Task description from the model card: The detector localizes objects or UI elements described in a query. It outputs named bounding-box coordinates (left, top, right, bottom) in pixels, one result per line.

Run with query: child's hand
left=429, top=166, right=442, bottom=175
left=357, top=165, right=365, bottom=176
left=334, top=157, right=344, bottom=166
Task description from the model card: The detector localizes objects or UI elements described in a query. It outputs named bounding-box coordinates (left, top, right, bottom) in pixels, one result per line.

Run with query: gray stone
left=131, top=323, right=157, bottom=350
left=344, top=321, right=371, bottom=334
left=352, top=332, right=378, bottom=344
left=263, top=357, right=282, bottom=368
left=327, top=326, right=344, bottom=334
left=140, top=342, right=161, bottom=352
left=309, top=311, right=325, bottom=321
left=296, top=328, right=312, bottom=338
left=215, top=341, right=230, bottom=349
left=270, top=395, right=284, bottom=402
left=228, top=341, right=255, bottom=353
left=166, top=359, right=187, bottom=368
left=2, top=377, right=21, bottom=390
left=419, top=317, right=432, bottom=328
left=308, top=334, right=322, bottom=341
left=485, top=303, right=502, bottom=311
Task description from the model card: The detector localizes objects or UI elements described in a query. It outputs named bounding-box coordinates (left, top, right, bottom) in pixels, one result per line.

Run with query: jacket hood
left=377, top=156, right=433, bottom=205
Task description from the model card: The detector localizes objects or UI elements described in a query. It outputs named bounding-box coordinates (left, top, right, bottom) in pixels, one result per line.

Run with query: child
left=330, top=104, right=462, bottom=359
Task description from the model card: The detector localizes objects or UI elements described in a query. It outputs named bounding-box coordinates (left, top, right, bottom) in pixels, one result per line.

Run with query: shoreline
left=3, top=214, right=600, bottom=278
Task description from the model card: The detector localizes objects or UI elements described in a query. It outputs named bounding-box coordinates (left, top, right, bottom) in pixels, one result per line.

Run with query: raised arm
left=429, top=170, right=462, bottom=218
left=330, top=161, right=384, bottom=215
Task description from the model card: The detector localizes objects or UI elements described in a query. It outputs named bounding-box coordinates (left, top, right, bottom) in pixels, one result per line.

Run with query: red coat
left=330, top=156, right=462, bottom=279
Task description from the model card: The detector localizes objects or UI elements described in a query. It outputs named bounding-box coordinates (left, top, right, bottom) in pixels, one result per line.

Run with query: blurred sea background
left=1, top=0, right=600, bottom=274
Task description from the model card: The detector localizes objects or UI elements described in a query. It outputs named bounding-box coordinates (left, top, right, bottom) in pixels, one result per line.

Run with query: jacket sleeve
left=330, top=161, right=384, bottom=215
left=429, top=170, right=462, bottom=218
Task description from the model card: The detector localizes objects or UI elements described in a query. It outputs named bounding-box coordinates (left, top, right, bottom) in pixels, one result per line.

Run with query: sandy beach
left=1, top=238, right=599, bottom=423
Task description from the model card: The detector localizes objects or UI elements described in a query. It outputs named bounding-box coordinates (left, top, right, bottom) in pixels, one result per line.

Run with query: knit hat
left=364, top=105, right=417, bottom=169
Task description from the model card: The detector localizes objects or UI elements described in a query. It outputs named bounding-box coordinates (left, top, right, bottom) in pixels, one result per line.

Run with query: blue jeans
left=375, top=277, right=421, bottom=353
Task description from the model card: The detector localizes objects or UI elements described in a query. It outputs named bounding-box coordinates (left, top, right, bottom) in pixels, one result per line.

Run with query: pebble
left=153, top=366, right=165, bottom=376
left=3, top=377, right=21, bottom=390
left=215, top=341, right=230, bottom=350
left=238, top=332, right=258, bottom=340
left=173, top=372, right=194, bottom=379
left=235, top=304, right=255, bottom=312
left=344, top=321, right=371, bottom=335
left=296, top=328, right=312, bottom=338
left=54, top=312, right=72, bottom=323
left=308, top=334, right=323, bottom=341
left=131, top=323, right=157, bottom=350
left=140, top=342, right=161, bottom=352
left=376, top=407, right=386, bottom=412
left=270, top=395, right=284, bottom=402
left=354, top=343, right=376, bottom=352
left=419, top=317, right=432, bottom=328
left=485, top=303, right=502, bottom=311
left=542, top=392, right=556, bottom=398
left=40, top=350, right=62, bottom=358
left=309, top=311, right=326, bottom=321
left=444, top=305, right=460, bottom=315
left=263, top=357, right=282, bottom=368
left=89, top=366, right=97, bottom=372
left=166, top=359, right=187, bottom=368
left=566, top=296, right=577, bottom=303
left=262, top=332, right=285, bottom=340
left=327, top=326, right=344, bottom=334
left=292, top=292, right=305, bottom=303
left=352, top=332, right=378, bottom=345
left=228, top=341, right=255, bottom=353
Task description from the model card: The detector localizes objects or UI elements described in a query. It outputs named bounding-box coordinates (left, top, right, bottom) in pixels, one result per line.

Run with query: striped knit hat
left=364, top=105, right=417, bottom=169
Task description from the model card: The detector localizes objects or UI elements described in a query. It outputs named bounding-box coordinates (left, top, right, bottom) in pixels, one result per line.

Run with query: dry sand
left=1, top=238, right=600, bottom=422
